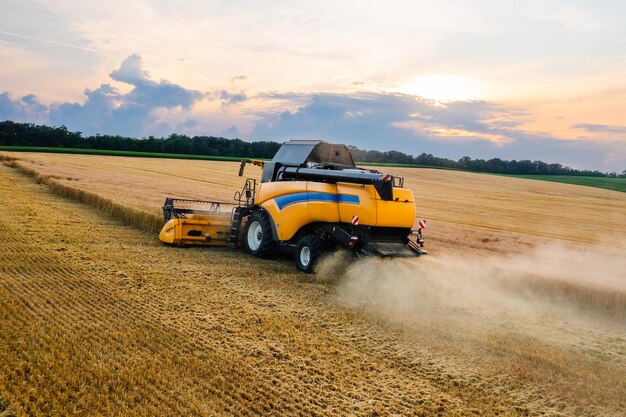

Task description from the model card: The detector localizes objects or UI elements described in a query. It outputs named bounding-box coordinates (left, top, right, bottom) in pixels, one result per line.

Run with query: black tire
left=243, top=210, right=276, bottom=258
left=295, top=234, right=322, bottom=273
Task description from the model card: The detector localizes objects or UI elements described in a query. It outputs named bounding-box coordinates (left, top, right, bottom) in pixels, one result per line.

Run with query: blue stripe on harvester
left=274, top=193, right=308, bottom=209
left=336, top=194, right=360, bottom=204
left=274, top=192, right=359, bottom=210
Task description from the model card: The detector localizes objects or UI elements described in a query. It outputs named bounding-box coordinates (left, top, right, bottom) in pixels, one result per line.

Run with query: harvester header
left=160, top=140, right=426, bottom=272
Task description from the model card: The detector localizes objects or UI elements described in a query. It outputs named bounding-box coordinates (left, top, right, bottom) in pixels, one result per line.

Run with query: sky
left=0, top=0, right=625, bottom=171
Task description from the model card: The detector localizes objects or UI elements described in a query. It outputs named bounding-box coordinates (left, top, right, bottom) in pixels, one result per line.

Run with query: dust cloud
left=315, top=249, right=356, bottom=283
left=324, top=244, right=626, bottom=416
left=322, top=244, right=626, bottom=335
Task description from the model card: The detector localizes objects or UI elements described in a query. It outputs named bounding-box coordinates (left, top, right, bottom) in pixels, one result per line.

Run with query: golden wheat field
left=1, top=151, right=625, bottom=417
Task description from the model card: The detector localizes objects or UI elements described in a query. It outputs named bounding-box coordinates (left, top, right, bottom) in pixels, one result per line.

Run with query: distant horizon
left=3, top=120, right=625, bottom=177
left=1, top=1, right=625, bottom=171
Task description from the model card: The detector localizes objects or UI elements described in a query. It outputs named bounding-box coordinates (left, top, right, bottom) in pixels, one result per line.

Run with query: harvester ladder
left=228, top=207, right=246, bottom=248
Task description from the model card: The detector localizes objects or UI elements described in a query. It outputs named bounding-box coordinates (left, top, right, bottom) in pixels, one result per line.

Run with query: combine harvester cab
left=160, top=140, right=426, bottom=273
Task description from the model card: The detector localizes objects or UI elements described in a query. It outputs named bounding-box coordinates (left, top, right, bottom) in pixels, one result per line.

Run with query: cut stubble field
left=0, top=152, right=625, bottom=416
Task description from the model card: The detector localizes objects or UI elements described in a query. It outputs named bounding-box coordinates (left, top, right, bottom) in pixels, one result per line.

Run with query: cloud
left=109, top=54, right=151, bottom=85
left=0, top=53, right=250, bottom=137
left=220, top=125, right=241, bottom=138
left=219, top=90, right=247, bottom=106
left=1, top=56, right=623, bottom=171
left=48, top=84, right=118, bottom=134
left=0, top=54, right=210, bottom=137
left=0, top=92, right=49, bottom=124
left=109, top=54, right=206, bottom=110
left=230, top=75, right=248, bottom=83
left=251, top=93, right=519, bottom=148
left=47, top=54, right=207, bottom=137
left=251, top=92, right=625, bottom=171
left=572, top=123, right=626, bottom=135
left=176, top=119, right=199, bottom=130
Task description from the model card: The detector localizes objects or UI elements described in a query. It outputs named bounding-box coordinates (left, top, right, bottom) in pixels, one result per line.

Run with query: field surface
left=3, top=146, right=623, bottom=193
left=503, top=174, right=626, bottom=193
left=1, top=152, right=625, bottom=416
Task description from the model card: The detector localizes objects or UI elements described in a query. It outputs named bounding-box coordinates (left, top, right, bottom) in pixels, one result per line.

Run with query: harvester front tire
left=244, top=210, right=276, bottom=258
left=295, top=234, right=322, bottom=273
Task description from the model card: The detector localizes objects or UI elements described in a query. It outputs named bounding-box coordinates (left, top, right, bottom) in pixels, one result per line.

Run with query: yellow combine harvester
left=160, top=140, right=426, bottom=272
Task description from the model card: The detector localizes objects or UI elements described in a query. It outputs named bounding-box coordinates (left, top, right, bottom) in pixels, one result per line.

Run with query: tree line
left=0, top=121, right=280, bottom=159
left=349, top=148, right=624, bottom=177
left=1, top=120, right=623, bottom=177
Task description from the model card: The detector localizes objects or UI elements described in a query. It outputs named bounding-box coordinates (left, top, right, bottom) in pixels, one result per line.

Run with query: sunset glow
left=395, top=75, right=481, bottom=103
left=0, top=0, right=624, bottom=171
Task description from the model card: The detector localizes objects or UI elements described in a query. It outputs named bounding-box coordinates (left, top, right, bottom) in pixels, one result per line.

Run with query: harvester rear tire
left=244, top=210, right=276, bottom=258
left=295, top=234, right=322, bottom=273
